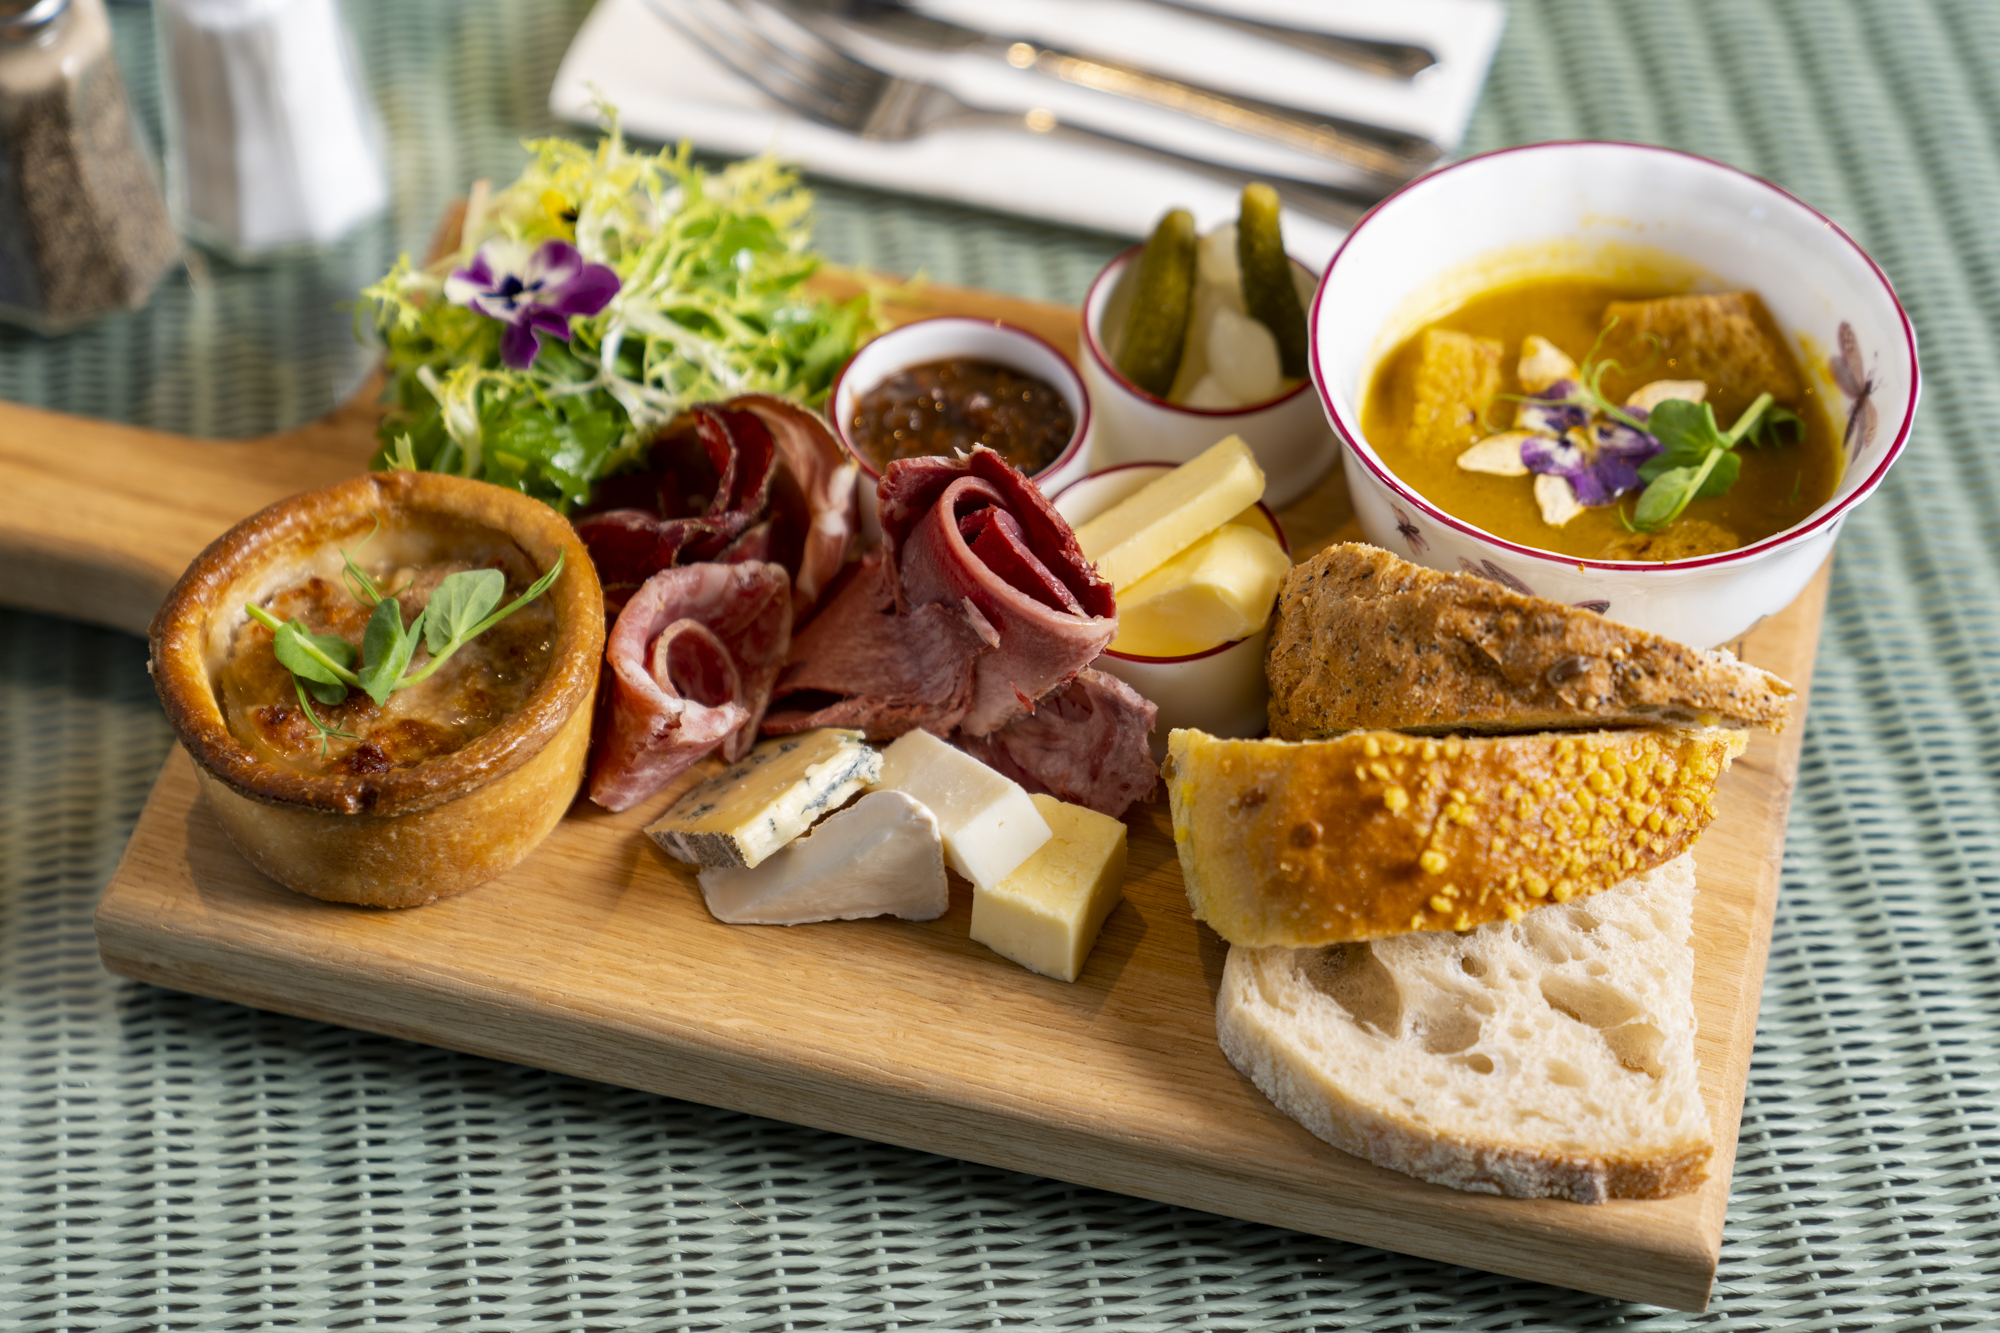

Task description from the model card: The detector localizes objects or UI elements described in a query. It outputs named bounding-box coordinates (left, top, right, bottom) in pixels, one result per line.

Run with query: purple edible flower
left=1520, top=420, right=1662, bottom=506
left=445, top=238, right=620, bottom=370
left=1514, top=380, right=1592, bottom=435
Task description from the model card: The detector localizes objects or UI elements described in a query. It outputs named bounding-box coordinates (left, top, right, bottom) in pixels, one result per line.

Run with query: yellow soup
left=1360, top=277, right=1843, bottom=561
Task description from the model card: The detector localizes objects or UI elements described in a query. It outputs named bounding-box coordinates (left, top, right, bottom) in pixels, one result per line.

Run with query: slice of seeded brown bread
left=1265, top=543, right=1795, bottom=741
left=1216, top=854, right=1711, bottom=1203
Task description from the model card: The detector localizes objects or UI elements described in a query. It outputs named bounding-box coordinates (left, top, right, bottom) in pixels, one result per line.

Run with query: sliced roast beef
left=589, top=561, right=793, bottom=812
left=956, top=669, right=1159, bottom=818
left=761, top=554, right=996, bottom=740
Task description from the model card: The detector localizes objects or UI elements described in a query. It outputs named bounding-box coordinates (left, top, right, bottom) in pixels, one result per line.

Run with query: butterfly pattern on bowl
left=1830, top=320, right=1878, bottom=464
left=1458, top=556, right=1533, bottom=595
left=1454, top=555, right=1612, bottom=616
left=1392, top=505, right=1429, bottom=555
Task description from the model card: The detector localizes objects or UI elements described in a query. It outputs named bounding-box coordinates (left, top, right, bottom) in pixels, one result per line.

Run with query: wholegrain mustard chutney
left=850, top=358, right=1075, bottom=477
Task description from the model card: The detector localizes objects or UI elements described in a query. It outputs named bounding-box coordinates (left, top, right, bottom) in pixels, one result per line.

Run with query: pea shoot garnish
left=1625, top=395, right=1802, bottom=532
left=244, top=528, right=563, bottom=754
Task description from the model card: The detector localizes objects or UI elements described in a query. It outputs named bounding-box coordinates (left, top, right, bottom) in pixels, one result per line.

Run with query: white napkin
left=549, top=0, right=1505, bottom=267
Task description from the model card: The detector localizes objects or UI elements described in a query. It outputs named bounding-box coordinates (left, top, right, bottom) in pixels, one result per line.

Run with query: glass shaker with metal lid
left=0, top=0, right=178, bottom=334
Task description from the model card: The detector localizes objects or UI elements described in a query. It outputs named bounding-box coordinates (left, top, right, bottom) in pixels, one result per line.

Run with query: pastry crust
left=1165, top=726, right=1745, bottom=946
left=1265, top=543, right=1795, bottom=740
left=150, top=471, right=603, bottom=906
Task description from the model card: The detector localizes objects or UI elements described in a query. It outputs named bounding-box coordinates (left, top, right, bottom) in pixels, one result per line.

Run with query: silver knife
left=1136, top=0, right=1437, bottom=82
left=780, top=1, right=1444, bottom=192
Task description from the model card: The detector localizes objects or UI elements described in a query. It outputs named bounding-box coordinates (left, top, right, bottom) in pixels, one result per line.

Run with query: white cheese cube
left=873, top=728, right=1051, bottom=890
left=1071, top=434, right=1266, bottom=591
left=970, top=795, right=1128, bottom=983
left=646, top=728, right=881, bottom=869
left=697, top=791, right=946, bottom=925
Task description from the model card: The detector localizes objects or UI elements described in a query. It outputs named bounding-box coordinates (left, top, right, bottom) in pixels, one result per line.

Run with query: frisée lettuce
left=363, top=123, right=874, bottom=512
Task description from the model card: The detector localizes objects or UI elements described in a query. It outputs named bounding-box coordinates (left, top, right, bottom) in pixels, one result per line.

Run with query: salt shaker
left=156, top=0, right=387, bottom=260
left=0, top=0, right=179, bottom=334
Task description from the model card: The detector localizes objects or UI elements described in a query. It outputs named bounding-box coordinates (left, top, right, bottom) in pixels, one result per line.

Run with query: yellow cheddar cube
left=1073, top=435, right=1266, bottom=591
left=1109, top=522, right=1290, bottom=657
left=970, top=794, right=1128, bottom=982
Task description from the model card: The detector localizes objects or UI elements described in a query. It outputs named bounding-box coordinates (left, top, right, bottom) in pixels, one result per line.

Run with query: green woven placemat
left=5, top=0, right=1999, bottom=1327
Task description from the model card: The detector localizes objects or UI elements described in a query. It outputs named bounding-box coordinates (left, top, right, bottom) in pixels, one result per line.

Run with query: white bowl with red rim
left=830, top=316, right=1092, bottom=543
left=1310, top=140, right=1919, bottom=648
left=1053, top=462, right=1290, bottom=758
left=1081, top=244, right=1338, bottom=510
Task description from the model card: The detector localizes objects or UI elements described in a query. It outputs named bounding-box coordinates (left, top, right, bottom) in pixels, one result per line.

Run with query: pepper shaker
left=156, top=0, right=387, bottom=260
left=0, top=0, right=178, bottom=334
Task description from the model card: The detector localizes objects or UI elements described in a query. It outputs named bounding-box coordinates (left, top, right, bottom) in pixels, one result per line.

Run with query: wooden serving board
left=0, top=278, right=1821, bottom=1313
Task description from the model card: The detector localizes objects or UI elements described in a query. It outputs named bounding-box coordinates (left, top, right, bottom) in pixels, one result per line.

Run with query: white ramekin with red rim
left=829, top=316, right=1092, bottom=542
left=1080, top=244, right=1338, bottom=511
left=1310, top=140, right=1919, bottom=648
left=1053, top=463, right=1290, bottom=758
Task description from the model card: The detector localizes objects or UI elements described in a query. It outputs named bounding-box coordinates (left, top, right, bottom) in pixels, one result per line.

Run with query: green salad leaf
left=362, top=117, right=876, bottom=512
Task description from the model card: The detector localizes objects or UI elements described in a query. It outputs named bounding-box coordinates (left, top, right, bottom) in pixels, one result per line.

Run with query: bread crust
left=1166, top=726, right=1744, bottom=946
left=1265, top=543, right=1794, bottom=740
left=149, top=471, right=604, bottom=906
left=1216, top=856, right=1712, bottom=1203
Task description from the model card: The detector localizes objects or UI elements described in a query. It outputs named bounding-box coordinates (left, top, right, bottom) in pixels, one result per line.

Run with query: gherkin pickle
left=1115, top=209, right=1197, bottom=397
left=1237, top=184, right=1308, bottom=379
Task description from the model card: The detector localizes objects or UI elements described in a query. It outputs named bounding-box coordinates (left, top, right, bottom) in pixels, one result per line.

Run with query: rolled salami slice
left=589, top=561, right=793, bottom=812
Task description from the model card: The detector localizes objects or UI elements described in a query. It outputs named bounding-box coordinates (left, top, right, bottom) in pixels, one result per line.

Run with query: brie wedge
left=696, top=791, right=947, bottom=925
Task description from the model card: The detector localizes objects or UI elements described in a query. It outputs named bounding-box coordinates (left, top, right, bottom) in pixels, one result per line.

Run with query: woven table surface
left=3, top=0, right=1996, bottom=1327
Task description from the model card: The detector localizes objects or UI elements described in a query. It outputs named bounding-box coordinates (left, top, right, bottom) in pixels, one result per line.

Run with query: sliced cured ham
left=572, top=509, right=721, bottom=615
left=576, top=396, right=857, bottom=617
left=589, top=561, right=793, bottom=812
left=957, top=669, right=1159, bottom=818
left=734, top=395, right=859, bottom=614
left=767, top=447, right=1116, bottom=739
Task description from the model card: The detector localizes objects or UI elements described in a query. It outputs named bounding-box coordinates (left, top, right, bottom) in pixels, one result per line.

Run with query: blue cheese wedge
left=646, top=728, right=881, bottom=870
left=697, top=791, right=947, bottom=925
left=970, top=794, right=1128, bottom=982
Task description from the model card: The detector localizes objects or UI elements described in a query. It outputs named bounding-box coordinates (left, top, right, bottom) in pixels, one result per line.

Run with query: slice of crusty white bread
left=1166, top=726, right=1745, bottom=947
left=1217, top=854, right=1710, bottom=1202
left=1265, top=543, right=1795, bottom=741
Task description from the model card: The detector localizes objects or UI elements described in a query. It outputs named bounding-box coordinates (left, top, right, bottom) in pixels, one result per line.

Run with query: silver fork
left=643, top=0, right=1378, bottom=225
